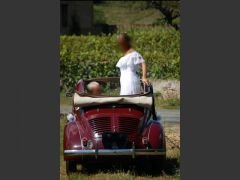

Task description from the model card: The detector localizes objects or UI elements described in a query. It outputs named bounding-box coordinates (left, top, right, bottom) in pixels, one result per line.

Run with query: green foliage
left=93, top=6, right=106, bottom=24
left=152, top=1, right=180, bottom=30
left=172, top=17, right=180, bottom=26
left=60, top=27, right=180, bottom=90
left=102, top=1, right=150, bottom=10
left=93, top=2, right=164, bottom=27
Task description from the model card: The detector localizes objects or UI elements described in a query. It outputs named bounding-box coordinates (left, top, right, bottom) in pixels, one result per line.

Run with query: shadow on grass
left=73, top=157, right=179, bottom=177
left=163, top=157, right=180, bottom=175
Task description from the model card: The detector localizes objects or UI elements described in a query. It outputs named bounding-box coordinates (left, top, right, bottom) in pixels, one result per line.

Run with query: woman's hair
left=118, top=33, right=132, bottom=45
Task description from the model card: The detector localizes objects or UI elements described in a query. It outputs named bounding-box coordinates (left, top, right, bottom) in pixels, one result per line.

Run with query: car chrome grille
left=89, top=117, right=111, bottom=135
left=89, top=117, right=140, bottom=142
left=119, top=117, right=139, bottom=142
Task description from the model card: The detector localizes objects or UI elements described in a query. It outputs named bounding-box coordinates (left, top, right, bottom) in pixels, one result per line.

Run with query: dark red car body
left=63, top=78, right=166, bottom=173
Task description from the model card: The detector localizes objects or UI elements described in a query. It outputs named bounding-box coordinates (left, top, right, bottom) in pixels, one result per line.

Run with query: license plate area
left=102, top=132, right=128, bottom=149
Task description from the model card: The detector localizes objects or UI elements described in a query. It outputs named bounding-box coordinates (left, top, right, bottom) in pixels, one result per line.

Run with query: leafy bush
left=60, top=26, right=180, bottom=91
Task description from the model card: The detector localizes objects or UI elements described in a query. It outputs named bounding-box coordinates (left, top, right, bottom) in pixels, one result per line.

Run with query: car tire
left=66, top=160, right=77, bottom=175
left=151, top=155, right=166, bottom=174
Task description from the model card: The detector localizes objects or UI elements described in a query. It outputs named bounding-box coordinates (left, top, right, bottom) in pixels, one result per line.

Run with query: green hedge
left=60, top=27, right=180, bottom=90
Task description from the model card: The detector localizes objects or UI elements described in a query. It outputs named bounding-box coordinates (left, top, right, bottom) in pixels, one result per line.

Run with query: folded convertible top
left=73, top=93, right=152, bottom=108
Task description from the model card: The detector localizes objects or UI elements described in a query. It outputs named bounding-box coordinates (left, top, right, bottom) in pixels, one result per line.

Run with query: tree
left=152, top=0, right=180, bottom=30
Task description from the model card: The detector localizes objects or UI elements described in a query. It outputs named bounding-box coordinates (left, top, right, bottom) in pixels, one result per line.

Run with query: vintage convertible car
left=63, top=77, right=166, bottom=173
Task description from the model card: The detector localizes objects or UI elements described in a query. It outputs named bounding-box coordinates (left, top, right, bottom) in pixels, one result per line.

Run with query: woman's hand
left=142, top=77, right=149, bottom=85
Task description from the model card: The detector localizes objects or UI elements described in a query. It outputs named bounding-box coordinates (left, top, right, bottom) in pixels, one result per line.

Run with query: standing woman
left=116, top=33, right=148, bottom=95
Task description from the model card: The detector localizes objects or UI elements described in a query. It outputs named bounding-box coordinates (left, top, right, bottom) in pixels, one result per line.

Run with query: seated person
left=87, top=81, right=101, bottom=95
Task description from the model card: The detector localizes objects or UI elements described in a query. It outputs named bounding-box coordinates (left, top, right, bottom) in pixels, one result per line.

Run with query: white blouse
left=116, top=51, right=144, bottom=95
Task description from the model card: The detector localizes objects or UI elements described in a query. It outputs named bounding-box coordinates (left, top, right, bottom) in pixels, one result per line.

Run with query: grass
left=155, top=96, right=180, bottom=109
left=60, top=117, right=180, bottom=180
left=60, top=92, right=72, bottom=106
left=93, top=1, right=165, bottom=27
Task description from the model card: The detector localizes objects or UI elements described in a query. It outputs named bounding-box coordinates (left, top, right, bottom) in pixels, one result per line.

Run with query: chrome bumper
left=64, top=149, right=165, bottom=158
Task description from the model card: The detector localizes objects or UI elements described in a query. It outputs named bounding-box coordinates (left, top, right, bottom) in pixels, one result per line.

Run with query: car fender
left=142, top=120, right=164, bottom=149
left=64, top=121, right=84, bottom=150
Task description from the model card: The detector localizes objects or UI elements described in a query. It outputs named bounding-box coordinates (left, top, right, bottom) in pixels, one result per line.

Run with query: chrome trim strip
left=64, top=149, right=166, bottom=156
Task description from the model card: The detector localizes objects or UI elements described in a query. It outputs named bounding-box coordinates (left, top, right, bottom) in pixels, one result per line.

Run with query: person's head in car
left=87, top=81, right=101, bottom=95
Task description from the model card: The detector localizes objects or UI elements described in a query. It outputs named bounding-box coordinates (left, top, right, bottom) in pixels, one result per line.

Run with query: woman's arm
left=140, top=62, right=148, bottom=85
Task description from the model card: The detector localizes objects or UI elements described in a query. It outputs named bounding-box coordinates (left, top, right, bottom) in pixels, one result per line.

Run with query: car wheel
left=151, top=155, right=166, bottom=174
left=66, top=160, right=77, bottom=175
